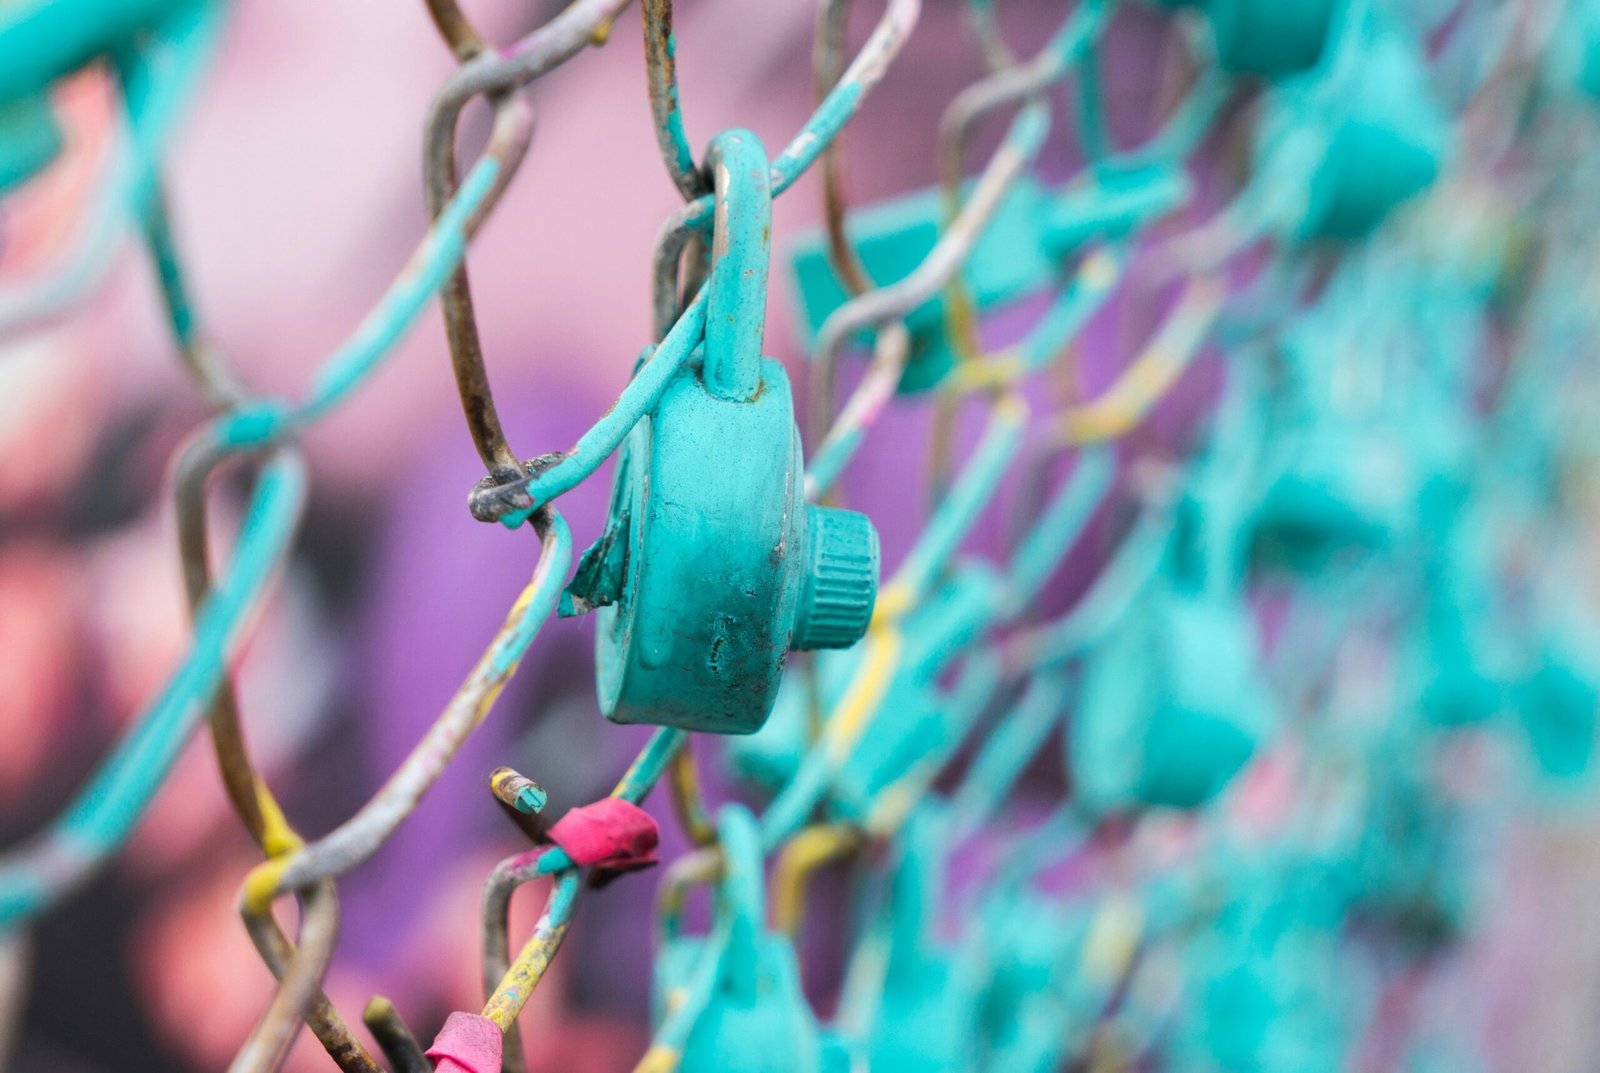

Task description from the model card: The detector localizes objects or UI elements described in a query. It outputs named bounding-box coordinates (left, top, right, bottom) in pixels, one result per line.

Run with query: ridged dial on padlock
left=793, top=505, right=879, bottom=651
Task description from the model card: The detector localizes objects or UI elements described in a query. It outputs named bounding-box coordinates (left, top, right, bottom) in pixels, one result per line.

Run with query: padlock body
left=1071, top=589, right=1266, bottom=812
left=1207, top=0, right=1340, bottom=78
left=1262, top=27, right=1448, bottom=240
left=654, top=934, right=827, bottom=1073
left=595, top=356, right=804, bottom=734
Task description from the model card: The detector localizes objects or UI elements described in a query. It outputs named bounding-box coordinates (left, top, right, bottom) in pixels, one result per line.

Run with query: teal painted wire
left=116, top=0, right=227, bottom=213
left=658, top=0, right=919, bottom=240
left=0, top=448, right=308, bottom=929
left=212, top=154, right=504, bottom=449
left=803, top=101, right=1051, bottom=497
left=1018, top=247, right=1129, bottom=372
left=756, top=651, right=999, bottom=852
left=613, top=727, right=691, bottom=805
left=300, top=156, right=502, bottom=419
left=490, top=291, right=709, bottom=529
left=264, top=511, right=573, bottom=902
left=1075, top=40, right=1113, bottom=166
left=950, top=670, right=1073, bottom=838
left=0, top=87, right=507, bottom=929
left=1004, top=447, right=1117, bottom=606
left=1051, top=0, right=1113, bottom=79
left=1122, top=66, right=1232, bottom=169
left=803, top=423, right=865, bottom=498
left=891, top=399, right=1027, bottom=603
left=760, top=742, right=836, bottom=853
left=0, top=0, right=224, bottom=336
left=1027, top=506, right=1178, bottom=669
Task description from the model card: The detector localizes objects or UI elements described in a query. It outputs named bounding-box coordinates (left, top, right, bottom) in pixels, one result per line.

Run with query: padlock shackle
left=713, top=804, right=767, bottom=997
left=703, top=129, right=772, bottom=402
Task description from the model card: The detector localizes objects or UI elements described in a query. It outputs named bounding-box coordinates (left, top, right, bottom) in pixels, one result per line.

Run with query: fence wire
left=3, top=0, right=1600, bottom=1071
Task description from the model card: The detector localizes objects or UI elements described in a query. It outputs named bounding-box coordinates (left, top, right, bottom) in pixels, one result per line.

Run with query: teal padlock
left=1546, top=0, right=1600, bottom=101
left=1250, top=418, right=1420, bottom=570
left=971, top=892, right=1095, bottom=1073
left=1171, top=845, right=1365, bottom=1073
left=0, top=0, right=199, bottom=102
left=1142, top=0, right=1337, bottom=77
left=1415, top=595, right=1512, bottom=731
left=1414, top=512, right=1515, bottom=729
left=1258, top=17, right=1448, bottom=241
left=652, top=806, right=836, bottom=1073
left=1250, top=314, right=1468, bottom=573
left=1070, top=581, right=1267, bottom=813
left=1340, top=750, right=1468, bottom=947
left=567, top=130, right=879, bottom=735
left=787, top=176, right=1055, bottom=393
left=1512, top=630, right=1600, bottom=784
left=0, top=93, right=61, bottom=193
left=1070, top=446, right=1269, bottom=813
left=843, top=807, right=983, bottom=1073
left=1180, top=880, right=1358, bottom=1073
left=1204, top=0, right=1341, bottom=78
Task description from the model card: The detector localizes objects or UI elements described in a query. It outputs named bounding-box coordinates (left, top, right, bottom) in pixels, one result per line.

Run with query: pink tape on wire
left=426, top=1012, right=503, bottom=1073
left=425, top=802, right=660, bottom=1071
left=547, top=797, right=659, bottom=871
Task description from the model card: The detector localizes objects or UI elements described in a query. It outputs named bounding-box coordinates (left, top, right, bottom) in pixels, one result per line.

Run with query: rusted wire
left=815, top=0, right=876, bottom=298
left=140, top=180, right=248, bottom=407
left=426, top=93, right=538, bottom=483
left=0, top=932, right=27, bottom=1071
left=231, top=881, right=366, bottom=1073
left=424, top=0, right=490, bottom=61
left=642, top=0, right=706, bottom=199
left=421, top=0, right=637, bottom=486
left=481, top=846, right=548, bottom=1073
left=468, top=0, right=923, bottom=525
left=362, top=997, right=430, bottom=1073
left=965, top=0, right=1020, bottom=74
left=226, top=512, right=572, bottom=1070
left=173, top=431, right=381, bottom=1073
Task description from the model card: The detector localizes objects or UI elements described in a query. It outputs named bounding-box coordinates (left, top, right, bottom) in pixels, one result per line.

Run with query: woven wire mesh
left=3, top=0, right=1600, bottom=1070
